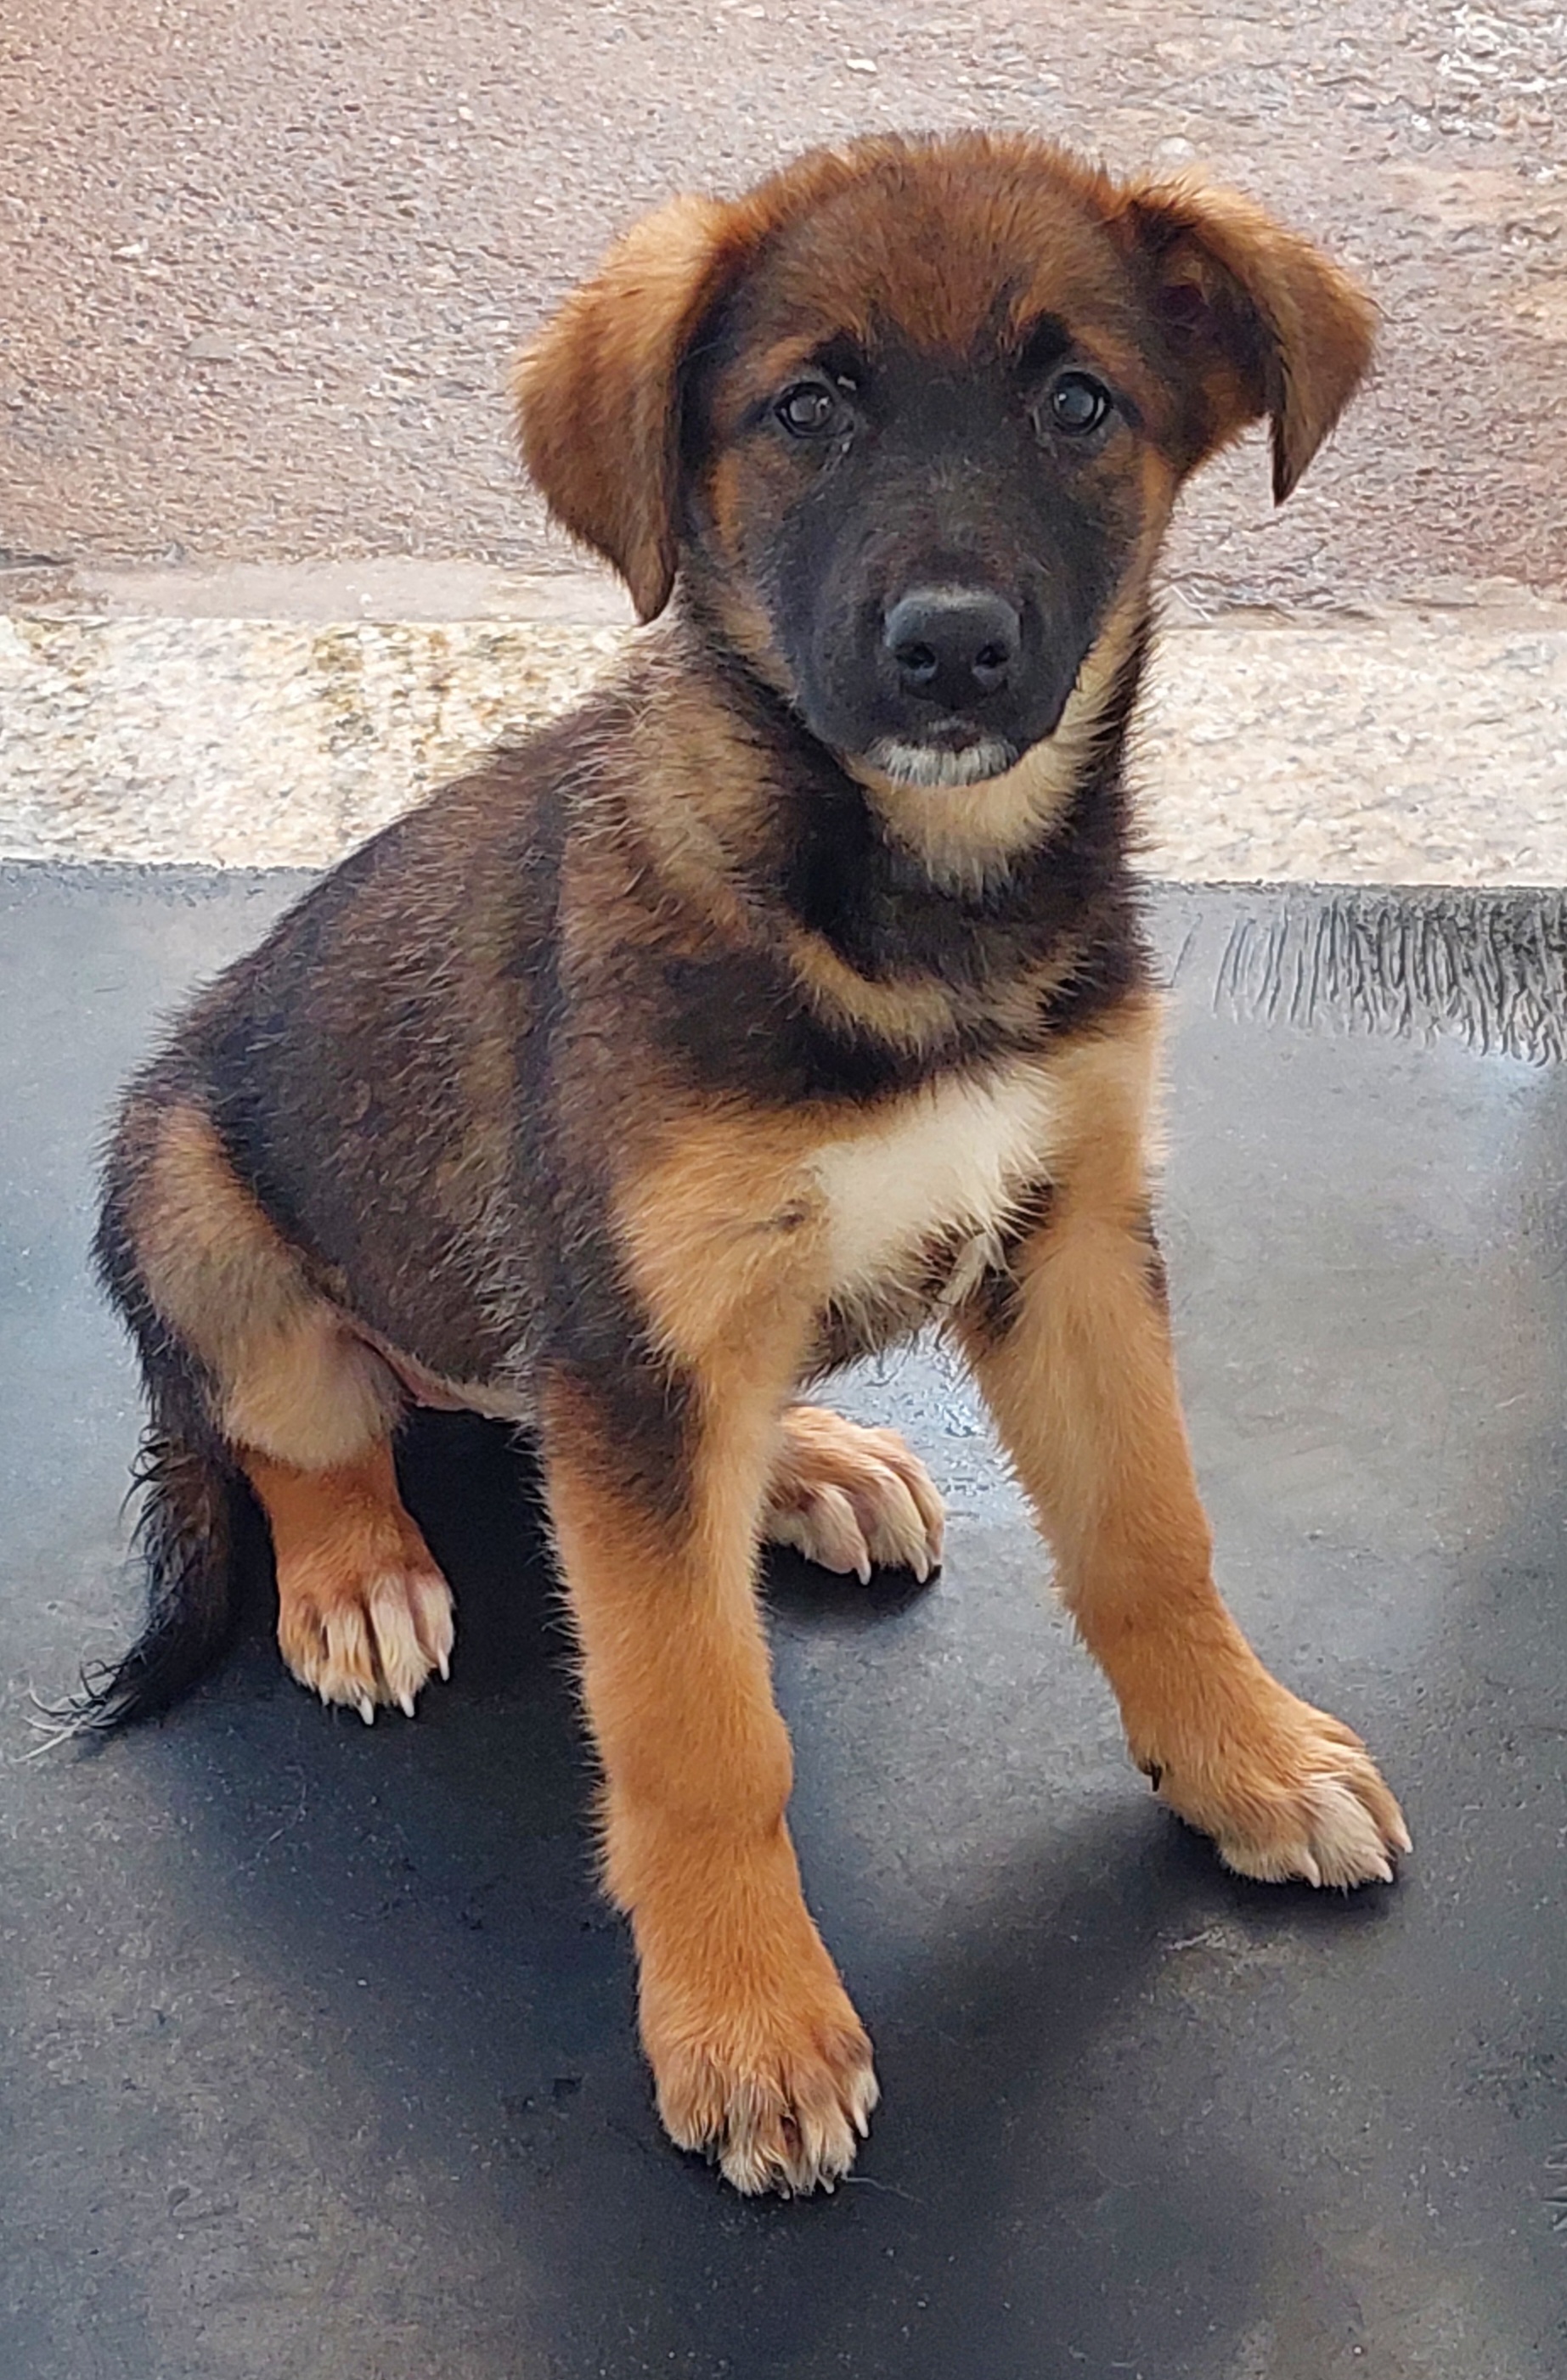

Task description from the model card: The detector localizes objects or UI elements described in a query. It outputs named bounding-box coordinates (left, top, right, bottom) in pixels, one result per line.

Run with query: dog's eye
left=776, top=383, right=842, bottom=438
left=1045, top=372, right=1113, bottom=437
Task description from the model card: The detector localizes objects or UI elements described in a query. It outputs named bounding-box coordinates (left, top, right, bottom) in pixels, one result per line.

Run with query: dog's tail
left=70, top=1138, right=245, bottom=1733
left=73, top=1398, right=243, bottom=1733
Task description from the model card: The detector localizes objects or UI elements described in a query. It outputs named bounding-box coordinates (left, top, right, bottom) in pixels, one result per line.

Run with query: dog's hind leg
left=103, top=1096, right=453, bottom=1722
left=764, top=1405, right=944, bottom=1584
left=240, top=1442, right=454, bottom=1721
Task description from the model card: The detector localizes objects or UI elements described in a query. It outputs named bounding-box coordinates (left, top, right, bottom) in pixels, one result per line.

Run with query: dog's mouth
left=860, top=734, right=1021, bottom=791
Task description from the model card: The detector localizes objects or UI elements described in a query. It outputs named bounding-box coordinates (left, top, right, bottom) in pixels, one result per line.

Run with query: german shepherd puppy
left=89, top=132, right=1409, bottom=2195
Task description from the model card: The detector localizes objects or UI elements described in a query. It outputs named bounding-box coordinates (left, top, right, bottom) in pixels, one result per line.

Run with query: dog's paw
left=277, top=1545, right=454, bottom=1722
left=646, top=1975, right=879, bottom=2197
left=765, top=1404, right=944, bottom=1584
left=1147, top=1691, right=1411, bottom=1888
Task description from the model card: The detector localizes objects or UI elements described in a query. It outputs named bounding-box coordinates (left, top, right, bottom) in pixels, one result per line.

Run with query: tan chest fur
left=567, top=1054, right=1088, bottom=1382
left=810, top=1066, right=1058, bottom=1309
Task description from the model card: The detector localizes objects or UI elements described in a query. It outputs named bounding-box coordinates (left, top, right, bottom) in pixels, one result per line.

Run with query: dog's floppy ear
left=515, top=194, right=744, bottom=621
left=1115, top=179, right=1375, bottom=501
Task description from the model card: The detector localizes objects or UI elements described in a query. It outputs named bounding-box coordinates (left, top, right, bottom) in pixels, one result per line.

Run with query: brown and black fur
left=87, top=133, right=1409, bottom=2196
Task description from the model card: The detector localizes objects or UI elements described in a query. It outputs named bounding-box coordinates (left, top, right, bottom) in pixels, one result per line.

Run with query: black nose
left=883, top=587, right=1022, bottom=709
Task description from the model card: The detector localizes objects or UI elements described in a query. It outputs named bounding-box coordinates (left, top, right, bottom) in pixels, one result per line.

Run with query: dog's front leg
left=539, top=1362, right=877, bottom=2195
left=954, top=1014, right=1410, bottom=1889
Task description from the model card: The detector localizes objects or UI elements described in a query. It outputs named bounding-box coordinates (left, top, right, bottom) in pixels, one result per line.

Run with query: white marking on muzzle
left=861, top=737, right=1017, bottom=790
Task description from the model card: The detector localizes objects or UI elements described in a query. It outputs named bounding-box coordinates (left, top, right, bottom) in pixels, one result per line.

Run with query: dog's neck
left=583, top=599, right=1153, bottom=1100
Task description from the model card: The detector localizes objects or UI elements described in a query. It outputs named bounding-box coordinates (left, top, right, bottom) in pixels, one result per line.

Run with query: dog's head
left=516, top=135, right=1372, bottom=795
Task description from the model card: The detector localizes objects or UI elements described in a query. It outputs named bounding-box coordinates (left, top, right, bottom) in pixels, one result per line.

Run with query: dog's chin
left=858, top=735, right=1022, bottom=791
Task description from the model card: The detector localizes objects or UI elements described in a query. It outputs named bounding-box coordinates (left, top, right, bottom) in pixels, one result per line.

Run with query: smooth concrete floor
left=1, top=867, right=1564, bottom=2380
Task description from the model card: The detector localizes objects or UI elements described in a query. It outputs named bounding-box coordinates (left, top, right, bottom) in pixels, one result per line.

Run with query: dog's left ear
left=1114, top=179, right=1375, bottom=501
left=515, top=194, right=745, bottom=621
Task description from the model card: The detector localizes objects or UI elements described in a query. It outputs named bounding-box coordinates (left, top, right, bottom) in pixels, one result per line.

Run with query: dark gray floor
left=2, top=866, right=1564, bottom=2380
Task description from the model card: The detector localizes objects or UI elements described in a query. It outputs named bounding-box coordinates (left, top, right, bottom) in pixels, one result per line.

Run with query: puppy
left=88, top=132, right=1409, bottom=2196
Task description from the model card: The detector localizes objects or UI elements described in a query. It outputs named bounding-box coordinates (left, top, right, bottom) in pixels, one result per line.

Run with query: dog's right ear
left=514, top=195, right=743, bottom=622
